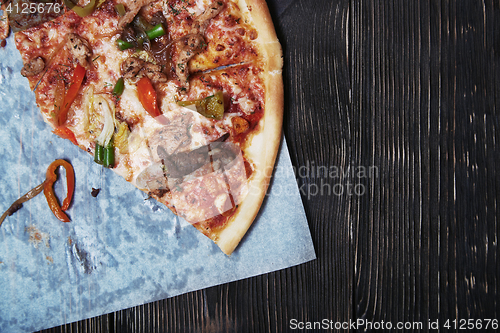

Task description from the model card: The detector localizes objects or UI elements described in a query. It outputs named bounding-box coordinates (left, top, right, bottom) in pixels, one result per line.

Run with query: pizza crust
left=215, top=0, right=283, bottom=255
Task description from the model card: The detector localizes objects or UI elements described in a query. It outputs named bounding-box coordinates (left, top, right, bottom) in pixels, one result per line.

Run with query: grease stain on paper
left=68, top=236, right=99, bottom=274
left=26, top=225, right=49, bottom=249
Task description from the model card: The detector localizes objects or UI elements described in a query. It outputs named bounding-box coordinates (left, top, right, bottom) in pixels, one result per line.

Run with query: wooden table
left=41, top=0, right=499, bottom=331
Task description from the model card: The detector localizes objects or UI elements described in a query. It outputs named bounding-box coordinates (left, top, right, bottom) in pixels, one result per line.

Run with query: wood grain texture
left=351, top=0, right=499, bottom=330
left=38, top=0, right=499, bottom=332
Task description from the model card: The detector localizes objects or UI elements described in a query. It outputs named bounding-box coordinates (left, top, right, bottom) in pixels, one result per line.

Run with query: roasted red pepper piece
left=137, top=76, right=162, bottom=118
left=53, top=79, right=65, bottom=117
left=57, top=64, right=86, bottom=126
left=53, top=126, right=78, bottom=145
left=43, top=159, right=75, bottom=222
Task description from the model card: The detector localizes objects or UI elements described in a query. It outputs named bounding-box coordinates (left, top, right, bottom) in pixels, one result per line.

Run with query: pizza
left=6, top=0, right=283, bottom=255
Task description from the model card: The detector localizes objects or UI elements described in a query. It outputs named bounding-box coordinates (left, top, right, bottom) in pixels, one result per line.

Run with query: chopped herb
left=199, top=76, right=210, bottom=84
left=169, top=3, right=181, bottom=15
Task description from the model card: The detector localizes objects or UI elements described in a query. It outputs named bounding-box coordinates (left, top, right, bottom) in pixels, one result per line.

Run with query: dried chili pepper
left=0, top=181, right=46, bottom=228
left=43, top=159, right=75, bottom=222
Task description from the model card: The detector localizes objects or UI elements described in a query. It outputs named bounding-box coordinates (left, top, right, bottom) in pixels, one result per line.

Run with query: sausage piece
left=67, top=33, right=92, bottom=68
left=121, top=57, right=145, bottom=79
left=21, top=56, right=45, bottom=77
left=143, top=62, right=168, bottom=83
left=175, top=34, right=206, bottom=90
left=121, top=57, right=167, bottom=83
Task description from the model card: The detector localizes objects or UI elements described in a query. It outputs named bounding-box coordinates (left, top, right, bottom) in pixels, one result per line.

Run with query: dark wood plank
left=351, top=0, right=499, bottom=331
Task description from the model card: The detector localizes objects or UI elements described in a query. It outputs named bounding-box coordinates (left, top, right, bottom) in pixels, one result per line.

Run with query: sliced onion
left=94, top=95, right=115, bottom=147
left=135, top=27, right=150, bottom=50
left=121, top=26, right=138, bottom=45
left=82, top=85, right=95, bottom=133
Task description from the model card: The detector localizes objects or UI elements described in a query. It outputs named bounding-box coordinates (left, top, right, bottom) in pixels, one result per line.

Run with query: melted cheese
left=235, top=96, right=255, bottom=115
left=114, top=80, right=227, bottom=189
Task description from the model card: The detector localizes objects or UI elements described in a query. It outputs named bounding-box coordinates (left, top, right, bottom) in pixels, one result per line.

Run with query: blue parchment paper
left=0, top=35, right=316, bottom=332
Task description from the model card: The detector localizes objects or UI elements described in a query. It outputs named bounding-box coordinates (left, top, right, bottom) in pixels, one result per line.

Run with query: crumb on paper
left=46, top=256, right=54, bottom=264
left=26, top=225, right=50, bottom=249
left=91, top=188, right=100, bottom=197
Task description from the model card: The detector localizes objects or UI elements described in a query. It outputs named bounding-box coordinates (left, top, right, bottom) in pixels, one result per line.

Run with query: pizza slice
left=11, top=0, right=283, bottom=255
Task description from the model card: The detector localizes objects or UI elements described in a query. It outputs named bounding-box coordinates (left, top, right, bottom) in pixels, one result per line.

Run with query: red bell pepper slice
left=53, top=79, right=65, bottom=117
left=137, top=76, right=162, bottom=118
left=57, top=64, right=86, bottom=126
left=43, top=159, right=75, bottom=222
left=53, top=126, right=78, bottom=145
